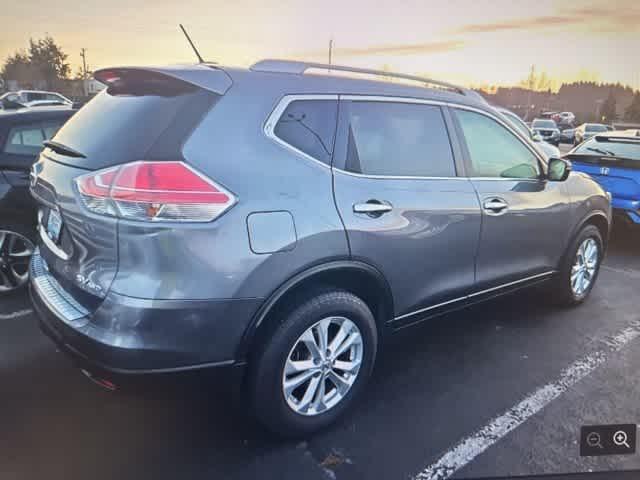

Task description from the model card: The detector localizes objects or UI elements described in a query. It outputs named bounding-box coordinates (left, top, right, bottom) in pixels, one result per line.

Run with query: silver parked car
left=532, top=118, right=561, bottom=146
left=574, top=123, right=609, bottom=145
left=30, top=60, right=611, bottom=436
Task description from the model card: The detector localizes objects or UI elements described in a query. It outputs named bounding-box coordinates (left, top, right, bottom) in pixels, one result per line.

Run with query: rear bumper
left=30, top=250, right=261, bottom=376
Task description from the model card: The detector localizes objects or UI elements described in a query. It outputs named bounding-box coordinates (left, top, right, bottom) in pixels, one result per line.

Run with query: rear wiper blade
left=586, top=146, right=616, bottom=156
left=43, top=140, right=86, bottom=158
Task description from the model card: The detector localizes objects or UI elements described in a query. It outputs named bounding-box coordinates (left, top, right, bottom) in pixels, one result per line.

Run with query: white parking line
left=414, top=321, right=640, bottom=480
left=601, top=265, right=640, bottom=280
left=0, top=309, right=33, bottom=320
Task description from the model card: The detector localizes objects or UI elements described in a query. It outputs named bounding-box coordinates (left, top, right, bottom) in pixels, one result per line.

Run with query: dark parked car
left=560, top=128, right=576, bottom=144
left=566, top=130, right=640, bottom=226
left=0, top=107, right=75, bottom=293
left=30, top=61, right=610, bottom=436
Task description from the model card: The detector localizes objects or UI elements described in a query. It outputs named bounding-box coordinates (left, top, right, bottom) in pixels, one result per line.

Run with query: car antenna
left=179, top=24, right=205, bottom=63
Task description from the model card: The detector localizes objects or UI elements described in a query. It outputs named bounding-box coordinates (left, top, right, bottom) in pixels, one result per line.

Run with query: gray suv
left=29, top=60, right=611, bottom=436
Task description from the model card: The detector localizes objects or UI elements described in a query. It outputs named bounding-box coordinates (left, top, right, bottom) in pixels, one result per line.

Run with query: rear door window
left=42, top=121, right=65, bottom=139
left=4, top=124, right=46, bottom=155
left=344, top=101, right=456, bottom=177
left=3, top=119, right=66, bottom=156
left=273, top=99, right=338, bottom=165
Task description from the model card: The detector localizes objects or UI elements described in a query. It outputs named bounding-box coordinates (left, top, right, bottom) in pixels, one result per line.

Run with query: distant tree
left=1, top=36, right=70, bottom=90
left=626, top=92, right=640, bottom=122
left=28, top=36, right=70, bottom=88
left=600, top=90, right=617, bottom=123
left=74, top=65, right=92, bottom=80
left=0, top=50, right=38, bottom=86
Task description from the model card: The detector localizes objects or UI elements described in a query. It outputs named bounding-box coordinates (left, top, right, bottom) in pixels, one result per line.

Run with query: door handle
left=353, top=201, right=393, bottom=216
left=482, top=198, right=509, bottom=215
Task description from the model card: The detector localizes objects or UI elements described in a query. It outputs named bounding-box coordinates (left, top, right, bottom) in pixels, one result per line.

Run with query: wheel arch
left=236, top=260, right=394, bottom=361
left=562, top=210, right=610, bottom=267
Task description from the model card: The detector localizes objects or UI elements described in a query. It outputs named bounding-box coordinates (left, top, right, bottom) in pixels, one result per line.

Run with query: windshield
left=585, top=124, right=608, bottom=132
left=574, top=137, right=640, bottom=161
left=532, top=119, right=557, bottom=129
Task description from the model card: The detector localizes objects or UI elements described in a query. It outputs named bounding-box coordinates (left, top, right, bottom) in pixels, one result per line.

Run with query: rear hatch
left=31, top=66, right=230, bottom=309
left=567, top=138, right=640, bottom=200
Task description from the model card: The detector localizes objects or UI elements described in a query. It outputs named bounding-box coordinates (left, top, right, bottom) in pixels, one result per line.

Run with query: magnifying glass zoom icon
left=587, top=432, right=603, bottom=448
left=613, top=430, right=631, bottom=449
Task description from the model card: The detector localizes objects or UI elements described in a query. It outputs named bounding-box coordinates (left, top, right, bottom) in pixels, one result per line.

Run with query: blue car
left=566, top=130, right=640, bottom=225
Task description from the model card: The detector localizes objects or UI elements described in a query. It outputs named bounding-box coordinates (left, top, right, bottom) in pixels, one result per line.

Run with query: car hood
left=534, top=141, right=560, bottom=159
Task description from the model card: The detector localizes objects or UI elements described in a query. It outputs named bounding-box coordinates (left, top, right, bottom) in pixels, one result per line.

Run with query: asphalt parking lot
left=2, top=221, right=640, bottom=480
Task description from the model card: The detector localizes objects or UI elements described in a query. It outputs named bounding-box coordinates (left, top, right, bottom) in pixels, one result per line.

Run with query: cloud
left=453, top=3, right=640, bottom=35
left=298, top=40, right=465, bottom=58
left=455, top=15, right=576, bottom=34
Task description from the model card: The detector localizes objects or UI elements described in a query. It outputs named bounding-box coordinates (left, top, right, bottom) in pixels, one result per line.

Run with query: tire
left=0, top=223, right=37, bottom=296
left=551, top=224, right=603, bottom=306
left=248, top=289, right=378, bottom=437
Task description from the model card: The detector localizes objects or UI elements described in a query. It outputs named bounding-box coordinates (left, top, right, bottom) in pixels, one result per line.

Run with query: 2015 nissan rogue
left=29, top=60, right=611, bottom=436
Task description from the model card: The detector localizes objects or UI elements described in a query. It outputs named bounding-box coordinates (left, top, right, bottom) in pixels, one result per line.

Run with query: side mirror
left=547, top=157, right=571, bottom=181
left=531, top=131, right=542, bottom=142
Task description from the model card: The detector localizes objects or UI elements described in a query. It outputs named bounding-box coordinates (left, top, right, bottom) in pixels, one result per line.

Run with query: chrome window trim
left=393, top=270, right=555, bottom=321
left=340, top=94, right=449, bottom=106
left=264, top=94, right=546, bottom=181
left=263, top=94, right=338, bottom=171
left=334, top=168, right=468, bottom=181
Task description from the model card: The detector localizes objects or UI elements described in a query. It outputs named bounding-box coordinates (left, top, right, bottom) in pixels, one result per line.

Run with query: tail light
left=75, top=161, right=236, bottom=222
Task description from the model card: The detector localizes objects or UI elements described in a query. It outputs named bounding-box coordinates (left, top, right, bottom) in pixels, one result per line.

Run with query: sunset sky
left=2, top=0, right=639, bottom=89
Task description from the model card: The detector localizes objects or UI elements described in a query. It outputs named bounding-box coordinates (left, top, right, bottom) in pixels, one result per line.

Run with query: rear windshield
left=49, top=84, right=216, bottom=169
left=574, top=138, right=640, bottom=161
left=585, top=124, right=607, bottom=132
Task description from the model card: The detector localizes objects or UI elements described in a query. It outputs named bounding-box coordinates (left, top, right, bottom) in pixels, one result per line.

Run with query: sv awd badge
left=76, top=273, right=103, bottom=294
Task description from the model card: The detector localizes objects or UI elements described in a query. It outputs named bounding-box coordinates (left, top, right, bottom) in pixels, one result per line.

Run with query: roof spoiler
left=94, top=65, right=232, bottom=95
left=595, top=132, right=640, bottom=142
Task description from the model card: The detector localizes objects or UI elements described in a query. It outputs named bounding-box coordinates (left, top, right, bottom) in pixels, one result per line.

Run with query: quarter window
left=455, top=109, right=541, bottom=179
left=273, top=99, right=338, bottom=165
left=345, top=101, right=455, bottom=177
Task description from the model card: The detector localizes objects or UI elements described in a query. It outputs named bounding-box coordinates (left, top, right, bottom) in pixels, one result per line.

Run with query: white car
left=0, top=90, right=72, bottom=109
left=21, top=100, right=73, bottom=109
left=557, top=111, right=575, bottom=124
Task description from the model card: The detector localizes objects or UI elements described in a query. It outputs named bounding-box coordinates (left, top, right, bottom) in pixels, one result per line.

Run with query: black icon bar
left=580, top=424, right=636, bottom=456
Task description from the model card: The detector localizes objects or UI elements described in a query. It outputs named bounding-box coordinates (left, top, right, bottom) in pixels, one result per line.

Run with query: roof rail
left=251, top=59, right=470, bottom=96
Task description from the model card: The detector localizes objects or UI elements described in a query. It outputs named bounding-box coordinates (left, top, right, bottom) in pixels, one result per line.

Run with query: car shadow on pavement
left=2, top=227, right=639, bottom=480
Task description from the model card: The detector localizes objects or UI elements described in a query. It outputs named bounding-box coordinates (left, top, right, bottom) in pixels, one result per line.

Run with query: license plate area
left=46, top=208, right=63, bottom=243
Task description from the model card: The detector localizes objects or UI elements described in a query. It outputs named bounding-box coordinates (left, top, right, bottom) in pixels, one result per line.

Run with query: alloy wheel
left=282, top=316, right=363, bottom=416
left=0, top=230, right=35, bottom=293
left=571, top=237, right=599, bottom=297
